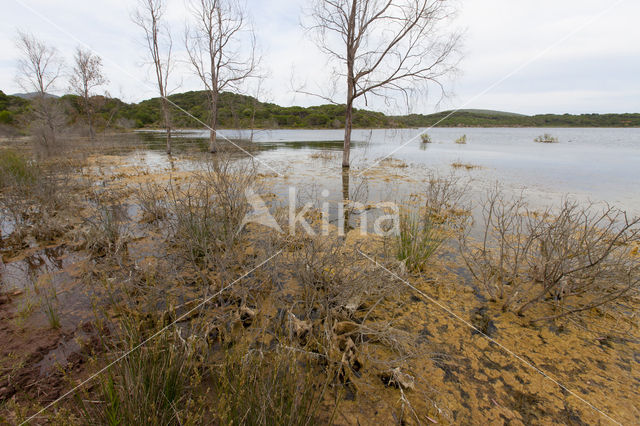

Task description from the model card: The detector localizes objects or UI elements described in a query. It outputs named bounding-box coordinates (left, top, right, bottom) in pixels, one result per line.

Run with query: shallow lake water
left=133, top=127, right=640, bottom=216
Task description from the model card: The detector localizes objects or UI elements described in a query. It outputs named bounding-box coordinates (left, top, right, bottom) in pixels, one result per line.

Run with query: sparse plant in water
left=42, top=287, right=60, bottom=329
left=455, top=135, right=467, bottom=144
left=451, top=162, right=478, bottom=170
left=420, top=133, right=432, bottom=144
left=534, top=133, right=559, bottom=143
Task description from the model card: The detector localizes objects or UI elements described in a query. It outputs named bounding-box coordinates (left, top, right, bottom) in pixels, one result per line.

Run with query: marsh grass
left=0, top=149, right=38, bottom=188
left=78, top=317, right=197, bottom=426
left=213, top=347, right=331, bottom=425
left=396, top=209, right=445, bottom=273
left=420, top=133, right=432, bottom=144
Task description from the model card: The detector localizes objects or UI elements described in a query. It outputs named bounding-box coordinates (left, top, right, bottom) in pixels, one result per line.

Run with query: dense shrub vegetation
left=1, top=89, right=639, bottom=134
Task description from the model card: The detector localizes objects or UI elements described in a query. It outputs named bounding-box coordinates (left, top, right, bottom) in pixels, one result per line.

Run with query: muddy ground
left=0, top=145, right=639, bottom=425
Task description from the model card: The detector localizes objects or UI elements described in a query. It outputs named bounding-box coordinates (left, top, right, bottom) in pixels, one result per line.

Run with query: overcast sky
left=1, top=0, right=639, bottom=115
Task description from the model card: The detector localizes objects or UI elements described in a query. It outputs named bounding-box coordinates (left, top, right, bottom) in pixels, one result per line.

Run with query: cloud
left=1, top=0, right=638, bottom=114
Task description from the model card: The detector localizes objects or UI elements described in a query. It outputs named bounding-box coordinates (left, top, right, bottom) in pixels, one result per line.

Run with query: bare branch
left=305, top=0, right=461, bottom=167
left=184, top=0, right=259, bottom=153
left=69, top=47, right=108, bottom=140
left=133, top=0, right=174, bottom=154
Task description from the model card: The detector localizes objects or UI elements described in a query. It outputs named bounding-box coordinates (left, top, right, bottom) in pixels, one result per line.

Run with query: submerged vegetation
left=420, top=133, right=432, bottom=144
left=534, top=133, right=559, bottom=143
left=455, top=134, right=467, bottom=144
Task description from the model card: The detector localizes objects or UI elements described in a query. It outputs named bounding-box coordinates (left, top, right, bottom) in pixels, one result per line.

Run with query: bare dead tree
left=306, top=0, right=461, bottom=168
left=185, top=0, right=258, bottom=153
left=133, top=0, right=174, bottom=155
left=69, top=47, right=108, bottom=140
left=15, top=30, right=65, bottom=147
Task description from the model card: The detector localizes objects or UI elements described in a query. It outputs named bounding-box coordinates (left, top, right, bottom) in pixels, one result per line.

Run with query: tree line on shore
left=2, top=88, right=638, bottom=139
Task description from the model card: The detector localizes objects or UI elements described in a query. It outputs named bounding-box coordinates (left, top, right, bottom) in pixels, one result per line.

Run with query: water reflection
left=127, top=127, right=640, bottom=215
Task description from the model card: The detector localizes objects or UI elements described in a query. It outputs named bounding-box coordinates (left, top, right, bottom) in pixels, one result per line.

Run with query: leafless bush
left=0, top=152, right=82, bottom=248
left=83, top=200, right=131, bottom=257
left=168, top=155, right=257, bottom=268
left=276, top=236, right=416, bottom=384
left=460, top=189, right=640, bottom=321
left=134, top=180, right=168, bottom=223
left=422, top=173, right=469, bottom=229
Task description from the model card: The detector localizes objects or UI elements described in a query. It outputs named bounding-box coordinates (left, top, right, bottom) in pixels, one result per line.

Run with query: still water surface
left=136, top=127, right=640, bottom=214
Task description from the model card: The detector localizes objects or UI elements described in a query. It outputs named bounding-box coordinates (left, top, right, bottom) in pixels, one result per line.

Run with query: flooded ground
left=1, top=130, right=639, bottom=424
left=137, top=127, right=640, bottom=215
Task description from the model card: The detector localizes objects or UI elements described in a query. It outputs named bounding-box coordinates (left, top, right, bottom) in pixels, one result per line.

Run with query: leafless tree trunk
left=134, top=0, right=174, bottom=155
left=185, top=0, right=258, bottom=153
left=307, top=0, right=461, bottom=168
left=69, top=47, right=107, bottom=140
left=249, top=74, right=269, bottom=142
left=15, top=30, right=64, bottom=147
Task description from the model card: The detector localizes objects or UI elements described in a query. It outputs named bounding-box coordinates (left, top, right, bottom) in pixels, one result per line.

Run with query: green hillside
left=0, top=90, right=29, bottom=126
left=395, top=110, right=640, bottom=128
left=120, top=91, right=396, bottom=129
left=2, top=89, right=639, bottom=132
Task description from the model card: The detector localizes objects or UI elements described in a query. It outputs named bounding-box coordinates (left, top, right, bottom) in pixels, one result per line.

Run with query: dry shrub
left=133, top=180, right=168, bottom=223
left=168, top=155, right=257, bottom=267
left=422, top=173, right=469, bottom=226
left=460, top=189, right=640, bottom=321
left=0, top=151, right=82, bottom=248
left=277, top=236, right=415, bottom=385
left=83, top=201, right=130, bottom=257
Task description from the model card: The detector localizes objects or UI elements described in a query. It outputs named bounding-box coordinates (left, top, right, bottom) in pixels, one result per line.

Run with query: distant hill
left=449, top=109, right=527, bottom=117
left=11, top=92, right=59, bottom=100
left=395, top=109, right=640, bottom=128
left=1, top=88, right=639, bottom=131
left=117, top=92, right=640, bottom=129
